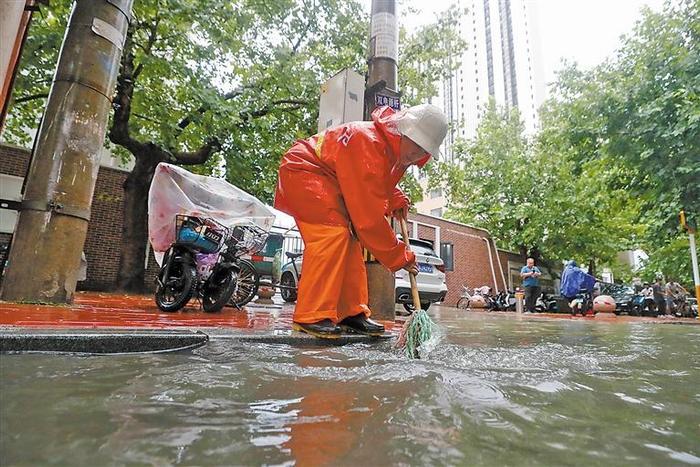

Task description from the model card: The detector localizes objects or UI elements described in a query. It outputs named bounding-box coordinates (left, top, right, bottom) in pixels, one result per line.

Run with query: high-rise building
left=450, top=0, right=543, bottom=142
left=416, top=0, right=543, bottom=215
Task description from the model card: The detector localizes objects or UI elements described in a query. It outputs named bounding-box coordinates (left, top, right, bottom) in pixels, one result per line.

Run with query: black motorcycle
left=493, top=290, right=516, bottom=311
left=535, top=292, right=557, bottom=313
left=570, top=289, right=594, bottom=316
left=155, top=215, right=267, bottom=313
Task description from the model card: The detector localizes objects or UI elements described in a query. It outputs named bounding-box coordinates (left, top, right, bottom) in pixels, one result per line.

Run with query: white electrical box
left=317, top=68, right=365, bottom=133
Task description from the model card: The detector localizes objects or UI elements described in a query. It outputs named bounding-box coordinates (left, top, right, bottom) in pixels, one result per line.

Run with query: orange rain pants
left=293, top=221, right=370, bottom=324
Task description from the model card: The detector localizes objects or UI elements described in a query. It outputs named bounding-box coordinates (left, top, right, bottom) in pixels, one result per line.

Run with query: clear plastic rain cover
left=148, top=163, right=275, bottom=263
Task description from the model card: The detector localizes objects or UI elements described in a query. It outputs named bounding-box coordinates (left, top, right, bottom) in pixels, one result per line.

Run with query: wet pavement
left=0, top=292, right=696, bottom=353
left=3, top=308, right=699, bottom=465
left=0, top=292, right=399, bottom=352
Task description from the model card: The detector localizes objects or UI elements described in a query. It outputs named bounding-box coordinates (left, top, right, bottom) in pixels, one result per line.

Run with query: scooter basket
left=229, top=224, right=269, bottom=255
left=175, top=215, right=224, bottom=253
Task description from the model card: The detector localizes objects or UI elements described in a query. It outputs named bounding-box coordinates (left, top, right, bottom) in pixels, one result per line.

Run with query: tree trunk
left=588, top=259, right=596, bottom=278
left=115, top=156, right=160, bottom=292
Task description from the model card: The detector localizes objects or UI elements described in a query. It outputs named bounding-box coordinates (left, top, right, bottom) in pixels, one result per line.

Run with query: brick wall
left=0, top=144, right=160, bottom=292
left=407, top=213, right=522, bottom=305
left=0, top=143, right=29, bottom=176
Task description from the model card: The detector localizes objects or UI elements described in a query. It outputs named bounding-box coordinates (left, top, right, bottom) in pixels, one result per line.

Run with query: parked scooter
left=155, top=215, right=267, bottom=313
left=630, top=293, right=657, bottom=316
left=672, top=295, right=697, bottom=318
left=570, top=289, right=595, bottom=316
left=457, top=285, right=497, bottom=310
left=493, top=290, right=516, bottom=311
left=534, top=293, right=557, bottom=313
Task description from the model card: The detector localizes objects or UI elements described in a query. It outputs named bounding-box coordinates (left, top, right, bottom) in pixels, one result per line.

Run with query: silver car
left=394, top=238, right=447, bottom=312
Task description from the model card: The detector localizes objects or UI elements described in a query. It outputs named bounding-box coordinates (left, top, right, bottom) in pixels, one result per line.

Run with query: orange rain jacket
left=275, top=106, right=429, bottom=272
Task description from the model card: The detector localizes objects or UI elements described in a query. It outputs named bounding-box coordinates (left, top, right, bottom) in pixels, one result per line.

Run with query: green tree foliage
left=399, top=5, right=466, bottom=106
left=437, top=100, right=642, bottom=275
left=397, top=4, right=466, bottom=203
left=437, top=0, right=698, bottom=285
left=3, top=0, right=463, bottom=291
left=539, top=0, right=699, bottom=284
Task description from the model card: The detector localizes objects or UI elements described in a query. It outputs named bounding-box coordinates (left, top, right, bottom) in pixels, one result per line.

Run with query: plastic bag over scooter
left=148, top=163, right=275, bottom=263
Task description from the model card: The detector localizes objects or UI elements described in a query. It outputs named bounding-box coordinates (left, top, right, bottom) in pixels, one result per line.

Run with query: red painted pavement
left=0, top=293, right=695, bottom=330
left=0, top=292, right=401, bottom=331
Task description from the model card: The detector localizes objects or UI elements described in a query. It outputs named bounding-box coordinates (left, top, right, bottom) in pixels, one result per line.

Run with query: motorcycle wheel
left=229, top=259, right=259, bottom=308
left=456, top=298, right=470, bottom=310
left=202, top=269, right=237, bottom=312
left=280, top=272, right=297, bottom=302
left=155, top=256, right=196, bottom=312
left=403, top=302, right=431, bottom=313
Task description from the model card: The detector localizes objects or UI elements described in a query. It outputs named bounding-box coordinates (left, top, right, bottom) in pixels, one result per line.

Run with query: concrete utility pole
left=365, top=0, right=400, bottom=321
left=1, top=0, right=132, bottom=303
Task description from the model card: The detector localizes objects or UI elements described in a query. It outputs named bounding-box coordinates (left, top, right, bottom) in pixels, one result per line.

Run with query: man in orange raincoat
left=274, top=104, right=448, bottom=338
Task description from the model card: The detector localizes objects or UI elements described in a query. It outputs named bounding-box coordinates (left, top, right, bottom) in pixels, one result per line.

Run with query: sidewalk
left=0, top=292, right=399, bottom=352
left=1, top=292, right=696, bottom=353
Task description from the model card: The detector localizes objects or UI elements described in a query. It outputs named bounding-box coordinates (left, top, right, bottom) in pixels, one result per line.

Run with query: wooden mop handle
left=399, top=218, right=422, bottom=311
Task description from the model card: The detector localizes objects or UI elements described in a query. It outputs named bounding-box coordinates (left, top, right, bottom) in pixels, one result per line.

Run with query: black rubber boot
left=339, top=314, right=385, bottom=336
left=292, top=319, right=342, bottom=339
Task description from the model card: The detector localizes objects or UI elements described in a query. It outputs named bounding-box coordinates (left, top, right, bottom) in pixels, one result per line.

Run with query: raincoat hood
left=372, top=106, right=431, bottom=168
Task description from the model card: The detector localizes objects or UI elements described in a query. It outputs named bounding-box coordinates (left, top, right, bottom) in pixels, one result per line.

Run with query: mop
left=395, top=218, right=437, bottom=358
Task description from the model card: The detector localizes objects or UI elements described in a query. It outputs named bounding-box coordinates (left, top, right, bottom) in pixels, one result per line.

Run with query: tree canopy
left=3, top=0, right=465, bottom=291
left=435, top=0, right=699, bottom=284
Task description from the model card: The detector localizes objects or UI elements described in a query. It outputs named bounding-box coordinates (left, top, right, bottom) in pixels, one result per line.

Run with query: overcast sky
left=361, top=0, right=666, bottom=96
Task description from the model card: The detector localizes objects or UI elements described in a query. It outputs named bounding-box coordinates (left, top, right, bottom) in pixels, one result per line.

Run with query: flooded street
left=2, top=308, right=700, bottom=466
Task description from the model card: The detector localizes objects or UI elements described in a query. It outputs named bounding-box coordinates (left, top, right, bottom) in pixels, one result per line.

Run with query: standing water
left=2, top=309, right=700, bottom=465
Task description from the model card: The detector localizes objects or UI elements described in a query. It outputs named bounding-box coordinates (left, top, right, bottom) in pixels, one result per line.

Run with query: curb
left=0, top=328, right=394, bottom=354
left=0, top=329, right=209, bottom=354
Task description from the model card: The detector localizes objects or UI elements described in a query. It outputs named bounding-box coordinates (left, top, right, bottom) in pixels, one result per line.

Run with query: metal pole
left=367, top=0, right=398, bottom=92
left=1, top=0, right=132, bottom=303
left=689, top=232, right=700, bottom=315
left=365, top=0, right=399, bottom=321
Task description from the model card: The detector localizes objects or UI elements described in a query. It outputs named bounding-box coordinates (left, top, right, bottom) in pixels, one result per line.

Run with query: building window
left=0, top=174, right=23, bottom=234
left=440, top=242, right=454, bottom=271
left=430, top=207, right=443, bottom=217
left=429, top=188, right=442, bottom=199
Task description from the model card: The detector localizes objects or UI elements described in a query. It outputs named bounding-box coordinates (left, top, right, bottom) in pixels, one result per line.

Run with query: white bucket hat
left=396, top=104, right=448, bottom=158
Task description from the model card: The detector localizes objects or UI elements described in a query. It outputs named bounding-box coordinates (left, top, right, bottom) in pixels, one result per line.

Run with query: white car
left=394, top=238, right=448, bottom=312
left=278, top=238, right=448, bottom=311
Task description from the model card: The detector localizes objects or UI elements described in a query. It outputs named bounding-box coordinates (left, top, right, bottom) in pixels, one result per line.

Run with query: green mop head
left=395, top=308, right=437, bottom=359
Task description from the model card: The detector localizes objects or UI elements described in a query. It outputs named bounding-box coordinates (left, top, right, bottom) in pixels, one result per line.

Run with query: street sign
left=374, top=93, right=401, bottom=110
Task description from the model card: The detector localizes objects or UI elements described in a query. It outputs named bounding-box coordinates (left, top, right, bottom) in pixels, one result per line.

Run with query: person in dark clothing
left=652, top=277, right=667, bottom=316
left=520, top=257, right=542, bottom=313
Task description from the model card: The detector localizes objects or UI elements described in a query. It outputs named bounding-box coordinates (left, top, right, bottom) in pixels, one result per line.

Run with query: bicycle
left=457, top=285, right=496, bottom=310
left=456, top=286, right=473, bottom=309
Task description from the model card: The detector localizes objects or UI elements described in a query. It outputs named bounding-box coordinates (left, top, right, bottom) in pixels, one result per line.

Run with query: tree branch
left=175, top=85, right=255, bottom=134
left=108, top=23, right=144, bottom=155
left=171, top=138, right=222, bottom=165
left=240, top=99, right=310, bottom=120
left=12, top=92, right=49, bottom=104
left=131, top=16, right=159, bottom=81
left=290, top=0, right=316, bottom=54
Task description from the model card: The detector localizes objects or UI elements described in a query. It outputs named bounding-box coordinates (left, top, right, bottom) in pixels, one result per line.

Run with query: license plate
left=418, top=263, right=433, bottom=273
